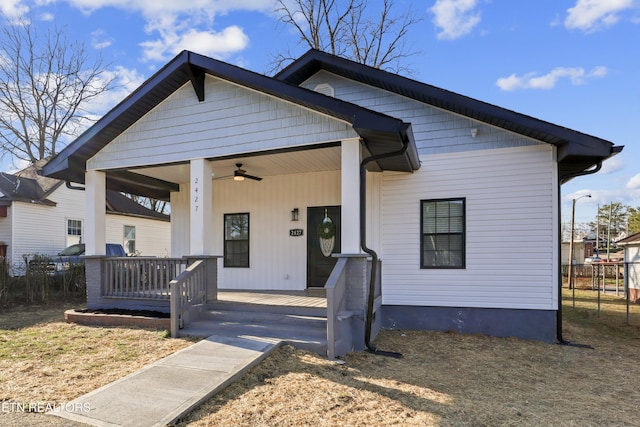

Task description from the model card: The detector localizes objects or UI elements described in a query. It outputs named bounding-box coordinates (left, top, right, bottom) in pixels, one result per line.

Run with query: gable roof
left=617, top=232, right=640, bottom=246
left=276, top=49, right=623, bottom=182
left=105, top=190, right=169, bottom=221
left=42, top=50, right=420, bottom=199
left=0, top=172, right=56, bottom=206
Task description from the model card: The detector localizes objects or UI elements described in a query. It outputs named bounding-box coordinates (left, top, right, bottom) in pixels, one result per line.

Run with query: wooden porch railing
left=102, top=257, right=188, bottom=299
left=170, top=259, right=207, bottom=337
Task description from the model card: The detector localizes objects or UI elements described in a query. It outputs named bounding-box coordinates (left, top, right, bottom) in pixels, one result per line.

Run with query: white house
left=616, top=232, right=640, bottom=303
left=0, top=160, right=170, bottom=274
left=42, top=50, right=621, bottom=346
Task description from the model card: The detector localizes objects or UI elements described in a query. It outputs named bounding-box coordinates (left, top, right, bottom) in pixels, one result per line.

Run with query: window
left=124, top=225, right=136, bottom=255
left=421, top=198, right=465, bottom=269
left=66, top=219, right=82, bottom=246
left=224, top=213, right=249, bottom=268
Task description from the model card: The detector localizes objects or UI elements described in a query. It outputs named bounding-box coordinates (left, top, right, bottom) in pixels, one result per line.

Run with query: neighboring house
left=42, top=50, right=621, bottom=343
left=616, top=232, right=640, bottom=303
left=0, top=160, right=170, bottom=274
left=562, top=240, right=587, bottom=265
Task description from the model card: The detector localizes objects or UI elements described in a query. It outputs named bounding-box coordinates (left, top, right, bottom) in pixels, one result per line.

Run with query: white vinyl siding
left=171, top=170, right=341, bottom=291
left=300, top=71, right=540, bottom=155
left=105, top=215, right=170, bottom=258
left=381, top=144, right=558, bottom=310
left=88, top=76, right=359, bottom=171
left=5, top=185, right=170, bottom=271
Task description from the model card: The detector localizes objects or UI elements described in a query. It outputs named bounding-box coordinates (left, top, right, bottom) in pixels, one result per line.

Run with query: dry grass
left=0, top=302, right=195, bottom=426
left=178, top=289, right=640, bottom=426
left=1, top=291, right=640, bottom=427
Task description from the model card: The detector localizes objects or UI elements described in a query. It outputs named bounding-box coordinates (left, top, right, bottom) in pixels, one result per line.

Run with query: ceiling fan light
left=234, top=175, right=244, bottom=181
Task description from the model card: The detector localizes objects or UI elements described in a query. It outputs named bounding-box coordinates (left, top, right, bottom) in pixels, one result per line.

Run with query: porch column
left=85, top=170, right=106, bottom=256
left=341, top=138, right=361, bottom=254
left=190, top=159, right=214, bottom=255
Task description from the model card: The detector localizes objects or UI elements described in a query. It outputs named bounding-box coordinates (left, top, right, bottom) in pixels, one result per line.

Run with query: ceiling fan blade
left=243, top=173, right=263, bottom=181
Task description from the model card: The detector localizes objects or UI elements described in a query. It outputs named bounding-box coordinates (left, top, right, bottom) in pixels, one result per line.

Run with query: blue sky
left=1, top=0, right=638, bottom=228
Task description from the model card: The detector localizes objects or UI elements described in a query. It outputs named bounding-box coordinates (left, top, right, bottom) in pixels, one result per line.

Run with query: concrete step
left=207, top=299, right=326, bottom=317
left=180, top=309, right=328, bottom=355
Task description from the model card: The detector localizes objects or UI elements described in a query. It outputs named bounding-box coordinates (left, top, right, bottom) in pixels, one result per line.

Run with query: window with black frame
left=421, top=198, right=465, bottom=269
left=224, top=213, right=249, bottom=268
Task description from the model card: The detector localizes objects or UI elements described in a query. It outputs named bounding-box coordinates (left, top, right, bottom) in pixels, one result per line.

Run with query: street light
left=568, top=193, right=591, bottom=293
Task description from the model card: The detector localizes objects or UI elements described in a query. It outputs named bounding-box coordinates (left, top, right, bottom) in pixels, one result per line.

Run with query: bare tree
left=271, top=0, right=421, bottom=74
left=0, top=15, right=115, bottom=164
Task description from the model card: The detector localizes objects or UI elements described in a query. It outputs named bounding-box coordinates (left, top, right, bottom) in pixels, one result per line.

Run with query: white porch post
left=341, top=138, right=362, bottom=254
left=190, top=159, right=214, bottom=255
left=85, top=170, right=106, bottom=256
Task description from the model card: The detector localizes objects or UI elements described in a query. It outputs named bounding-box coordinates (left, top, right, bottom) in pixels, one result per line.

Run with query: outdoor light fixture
left=470, top=128, right=478, bottom=138
left=291, top=208, right=299, bottom=221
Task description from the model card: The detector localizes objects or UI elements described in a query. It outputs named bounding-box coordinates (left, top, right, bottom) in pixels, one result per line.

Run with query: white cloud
left=0, top=0, right=29, bottom=20
left=627, top=173, right=640, bottom=189
left=599, top=156, right=624, bottom=175
left=565, top=0, right=633, bottom=32
left=430, top=0, right=481, bottom=40
left=139, top=26, right=250, bottom=63
left=91, top=29, right=113, bottom=49
left=496, top=66, right=608, bottom=91
left=38, top=12, right=54, bottom=21
left=60, top=0, right=276, bottom=62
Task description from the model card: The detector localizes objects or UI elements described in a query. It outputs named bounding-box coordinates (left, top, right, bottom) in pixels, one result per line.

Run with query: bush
left=0, top=255, right=86, bottom=307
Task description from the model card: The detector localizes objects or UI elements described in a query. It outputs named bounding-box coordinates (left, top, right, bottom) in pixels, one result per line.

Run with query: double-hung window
left=421, top=198, right=465, bottom=269
left=224, top=213, right=249, bottom=268
left=66, top=219, right=83, bottom=246
left=124, top=225, right=136, bottom=255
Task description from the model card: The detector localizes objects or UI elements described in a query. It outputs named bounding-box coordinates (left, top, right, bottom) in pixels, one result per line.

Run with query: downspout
left=557, top=161, right=602, bottom=344
left=360, top=137, right=413, bottom=358
left=66, top=181, right=85, bottom=191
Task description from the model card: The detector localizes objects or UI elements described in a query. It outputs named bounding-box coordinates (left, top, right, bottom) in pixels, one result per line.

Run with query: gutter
left=556, top=161, right=602, bottom=345
left=360, top=137, right=415, bottom=358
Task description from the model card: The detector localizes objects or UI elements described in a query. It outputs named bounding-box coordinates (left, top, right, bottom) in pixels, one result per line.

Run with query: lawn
left=1, top=290, right=640, bottom=426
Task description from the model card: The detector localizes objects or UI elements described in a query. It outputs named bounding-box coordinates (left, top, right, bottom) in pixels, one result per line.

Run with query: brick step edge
left=65, top=309, right=170, bottom=330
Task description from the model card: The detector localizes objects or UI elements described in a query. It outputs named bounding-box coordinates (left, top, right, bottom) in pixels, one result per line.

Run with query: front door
left=307, top=206, right=341, bottom=287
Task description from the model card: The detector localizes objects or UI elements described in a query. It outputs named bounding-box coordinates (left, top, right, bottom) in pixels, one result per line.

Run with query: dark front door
left=307, top=206, right=341, bottom=287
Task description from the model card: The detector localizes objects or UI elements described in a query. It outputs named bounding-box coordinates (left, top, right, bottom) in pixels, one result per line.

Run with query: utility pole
left=568, top=194, right=591, bottom=290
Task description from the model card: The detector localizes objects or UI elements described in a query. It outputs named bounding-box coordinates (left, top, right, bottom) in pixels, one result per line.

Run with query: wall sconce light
left=291, top=208, right=299, bottom=221
left=470, top=128, right=478, bottom=138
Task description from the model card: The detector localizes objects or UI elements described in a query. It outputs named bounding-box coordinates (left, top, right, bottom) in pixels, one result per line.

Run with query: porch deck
left=217, top=289, right=326, bottom=309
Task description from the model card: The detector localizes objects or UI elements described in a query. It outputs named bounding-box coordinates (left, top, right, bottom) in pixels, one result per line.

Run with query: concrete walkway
left=50, top=335, right=280, bottom=427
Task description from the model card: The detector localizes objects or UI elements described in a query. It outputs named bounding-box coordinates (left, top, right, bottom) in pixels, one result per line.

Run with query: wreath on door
left=318, top=210, right=336, bottom=257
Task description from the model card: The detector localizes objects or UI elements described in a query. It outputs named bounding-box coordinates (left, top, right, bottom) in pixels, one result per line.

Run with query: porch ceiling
left=131, top=145, right=343, bottom=184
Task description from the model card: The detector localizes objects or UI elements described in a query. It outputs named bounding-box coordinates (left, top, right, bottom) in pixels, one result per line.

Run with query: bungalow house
left=42, top=50, right=621, bottom=351
left=0, top=159, right=170, bottom=274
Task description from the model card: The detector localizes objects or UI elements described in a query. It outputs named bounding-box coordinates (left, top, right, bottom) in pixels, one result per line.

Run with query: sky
left=1, top=0, right=638, bottom=230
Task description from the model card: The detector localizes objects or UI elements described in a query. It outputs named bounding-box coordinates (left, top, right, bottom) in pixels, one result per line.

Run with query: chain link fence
left=562, top=261, right=640, bottom=325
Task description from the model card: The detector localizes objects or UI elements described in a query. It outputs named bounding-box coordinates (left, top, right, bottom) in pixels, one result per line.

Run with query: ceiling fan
left=233, top=163, right=262, bottom=181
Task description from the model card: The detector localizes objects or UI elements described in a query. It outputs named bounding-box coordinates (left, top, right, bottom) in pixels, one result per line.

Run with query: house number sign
left=193, top=177, right=199, bottom=212
left=289, top=229, right=304, bottom=237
